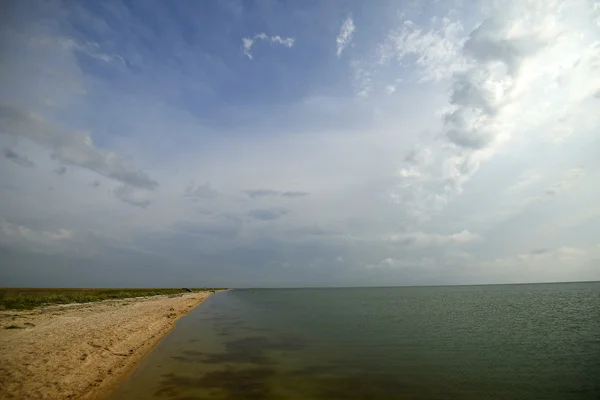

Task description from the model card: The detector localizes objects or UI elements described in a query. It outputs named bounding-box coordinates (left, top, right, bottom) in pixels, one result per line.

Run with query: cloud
left=404, top=147, right=433, bottom=165
left=0, top=104, right=158, bottom=190
left=480, top=246, right=598, bottom=282
left=0, top=220, right=72, bottom=254
left=242, top=33, right=295, bottom=60
left=3, top=148, right=34, bottom=168
left=422, top=244, right=600, bottom=284
left=376, top=18, right=466, bottom=83
left=286, top=226, right=338, bottom=237
left=175, top=215, right=243, bottom=239
left=388, top=230, right=481, bottom=247
left=281, top=191, right=309, bottom=198
left=388, top=0, right=600, bottom=224
left=244, top=189, right=281, bottom=198
left=379, top=15, right=493, bottom=215
left=375, top=257, right=400, bottom=268
left=544, top=168, right=585, bottom=196
left=351, top=61, right=373, bottom=97
left=366, top=256, right=435, bottom=270
left=336, top=15, right=355, bottom=57
left=505, top=167, right=587, bottom=208
left=509, top=171, right=542, bottom=192
left=247, top=208, right=289, bottom=221
left=113, top=185, right=152, bottom=208
left=91, top=180, right=101, bottom=188
left=2, top=0, right=599, bottom=287
left=185, top=182, right=218, bottom=200
left=505, top=247, right=587, bottom=264
left=440, top=13, right=551, bottom=150
left=56, top=38, right=127, bottom=68
left=244, top=189, right=309, bottom=198
left=54, top=166, right=67, bottom=175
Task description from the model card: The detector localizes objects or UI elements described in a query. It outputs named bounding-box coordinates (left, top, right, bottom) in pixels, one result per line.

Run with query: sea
left=108, top=282, right=600, bottom=399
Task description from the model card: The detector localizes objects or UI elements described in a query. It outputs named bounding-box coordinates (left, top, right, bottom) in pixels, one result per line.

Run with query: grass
left=0, top=288, right=226, bottom=310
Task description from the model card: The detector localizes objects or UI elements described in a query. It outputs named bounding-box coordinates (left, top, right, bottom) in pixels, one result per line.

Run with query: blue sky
left=1, top=0, right=599, bottom=287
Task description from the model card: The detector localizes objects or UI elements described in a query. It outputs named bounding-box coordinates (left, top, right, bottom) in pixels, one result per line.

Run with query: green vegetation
left=0, top=288, right=225, bottom=310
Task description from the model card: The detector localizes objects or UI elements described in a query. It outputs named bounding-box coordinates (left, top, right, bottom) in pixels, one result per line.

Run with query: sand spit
left=0, top=292, right=212, bottom=399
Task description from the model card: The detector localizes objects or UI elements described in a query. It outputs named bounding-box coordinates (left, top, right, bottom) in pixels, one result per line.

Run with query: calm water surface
left=108, top=283, right=600, bottom=399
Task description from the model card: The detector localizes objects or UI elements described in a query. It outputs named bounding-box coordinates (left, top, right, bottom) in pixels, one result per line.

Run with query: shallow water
left=108, top=283, right=600, bottom=399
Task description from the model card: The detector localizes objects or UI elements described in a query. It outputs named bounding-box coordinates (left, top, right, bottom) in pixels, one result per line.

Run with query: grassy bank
left=0, top=288, right=225, bottom=310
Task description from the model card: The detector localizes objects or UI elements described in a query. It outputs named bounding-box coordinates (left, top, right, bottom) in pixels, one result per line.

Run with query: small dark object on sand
left=183, top=288, right=192, bottom=293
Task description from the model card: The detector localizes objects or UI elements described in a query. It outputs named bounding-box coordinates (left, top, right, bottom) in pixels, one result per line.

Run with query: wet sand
left=0, top=292, right=212, bottom=399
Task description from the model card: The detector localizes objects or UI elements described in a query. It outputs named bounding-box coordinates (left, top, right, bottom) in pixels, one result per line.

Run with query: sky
left=1, top=0, right=599, bottom=288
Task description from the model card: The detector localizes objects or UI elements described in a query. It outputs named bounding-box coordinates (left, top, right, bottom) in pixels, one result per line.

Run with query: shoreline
left=0, top=292, right=213, bottom=399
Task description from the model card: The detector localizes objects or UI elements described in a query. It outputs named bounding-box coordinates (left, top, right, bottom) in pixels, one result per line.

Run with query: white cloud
left=351, top=61, right=373, bottom=97
left=381, top=257, right=397, bottom=267
left=513, top=247, right=587, bottom=263
left=366, top=257, right=399, bottom=269
left=242, top=33, right=295, bottom=60
left=366, top=256, right=435, bottom=270
left=509, top=171, right=542, bottom=192
left=377, top=17, right=467, bottom=82
left=509, top=167, right=587, bottom=208
left=55, top=38, right=126, bottom=68
left=388, top=0, right=600, bottom=224
left=387, top=230, right=481, bottom=247
left=480, top=246, right=599, bottom=282
left=544, top=168, right=585, bottom=197
left=336, top=15, right=355, bottom=57
left=416, top=244, right=600, bottom=284
left=397, top=166, right=422, bottom=178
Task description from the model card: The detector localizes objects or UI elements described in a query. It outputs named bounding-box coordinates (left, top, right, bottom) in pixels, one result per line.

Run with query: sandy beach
left=0, top=292, right=212, bottom=399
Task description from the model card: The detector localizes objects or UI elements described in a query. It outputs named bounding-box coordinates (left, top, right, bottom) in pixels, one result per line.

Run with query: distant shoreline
left=0, top=291, right=214, bottom=399
left=234, top=280, right=600, bottom=290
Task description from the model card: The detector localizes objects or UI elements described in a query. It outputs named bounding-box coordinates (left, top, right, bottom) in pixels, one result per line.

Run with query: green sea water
left=108, top=282, right=600, bottom=399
